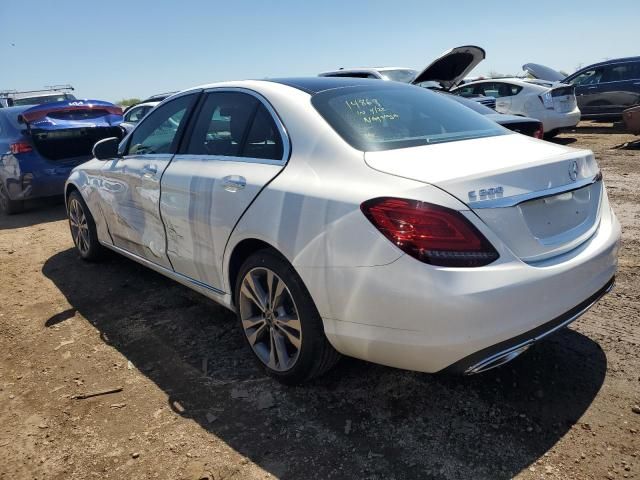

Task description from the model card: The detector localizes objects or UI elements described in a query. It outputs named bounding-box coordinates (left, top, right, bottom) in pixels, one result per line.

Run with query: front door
left=160, top=89, right=289, bottom=290
left=99, top=93, right=198, bottom=267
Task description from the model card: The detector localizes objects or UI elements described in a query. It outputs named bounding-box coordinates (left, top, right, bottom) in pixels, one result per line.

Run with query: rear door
left=160, top=89, right=289, bottom=290
left=99, top=92, right=199, bottom=267
left=597, top=61, right=640, bottom=114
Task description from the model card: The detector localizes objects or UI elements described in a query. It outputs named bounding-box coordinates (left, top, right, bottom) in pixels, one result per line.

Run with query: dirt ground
left=1, top=122, right=639, bottom=480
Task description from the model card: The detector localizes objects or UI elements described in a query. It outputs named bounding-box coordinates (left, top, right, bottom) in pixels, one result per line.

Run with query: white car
left=65, top=77, right=620, bottom=384
left=451, top=78, right=581, bottom=137
left=120, top=101, right=159, bottom=133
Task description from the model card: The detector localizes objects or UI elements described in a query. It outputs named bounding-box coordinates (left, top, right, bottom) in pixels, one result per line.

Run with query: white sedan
left=452, top=78, right=581, bottom=137
left=65, top=78, right=619, bottom=384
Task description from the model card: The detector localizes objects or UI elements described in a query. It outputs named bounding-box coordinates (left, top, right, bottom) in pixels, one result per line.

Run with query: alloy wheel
left=238, top=267, right=302, bottom=371
left=68, top=198, right=90, bottom=255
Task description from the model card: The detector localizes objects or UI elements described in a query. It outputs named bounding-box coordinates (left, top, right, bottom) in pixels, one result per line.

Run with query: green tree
left=116, top=98, right=141, bottom=107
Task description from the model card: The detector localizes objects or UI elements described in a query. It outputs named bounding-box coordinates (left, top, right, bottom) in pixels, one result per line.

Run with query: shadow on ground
left=549, top=137, right=577, bottom=146
left=0, top=198, right=66, bottom=230
left=43, top=248, right=607, bottom=479
left=572, top=123, right=627, bottom=135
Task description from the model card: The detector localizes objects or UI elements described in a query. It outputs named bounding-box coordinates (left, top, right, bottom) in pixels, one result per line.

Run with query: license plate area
left=518, top=182, right=601, bottom=243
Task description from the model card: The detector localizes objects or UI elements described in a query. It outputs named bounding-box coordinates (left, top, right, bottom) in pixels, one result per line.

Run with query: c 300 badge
left=468, top=186, right=504, bottom=202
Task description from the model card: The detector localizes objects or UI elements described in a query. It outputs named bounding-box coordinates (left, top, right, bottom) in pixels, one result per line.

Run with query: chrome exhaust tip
left=464, top=343, right=532, bottom=375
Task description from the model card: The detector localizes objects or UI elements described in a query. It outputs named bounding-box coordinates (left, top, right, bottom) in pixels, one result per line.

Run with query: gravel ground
left=1, top=121, right=639, bottom=480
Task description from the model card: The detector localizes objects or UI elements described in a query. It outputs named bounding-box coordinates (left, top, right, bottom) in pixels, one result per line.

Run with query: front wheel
left=67, top=191, right=105, bottom=261
left=235, top=250, right=340, bottom=384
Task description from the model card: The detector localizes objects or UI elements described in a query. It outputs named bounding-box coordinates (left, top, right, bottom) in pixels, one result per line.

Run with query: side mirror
left=93, top=137, right=121, bottom=160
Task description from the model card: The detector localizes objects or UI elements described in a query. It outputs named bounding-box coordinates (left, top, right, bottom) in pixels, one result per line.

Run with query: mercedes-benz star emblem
left=569, top=160, right=578, bottom=182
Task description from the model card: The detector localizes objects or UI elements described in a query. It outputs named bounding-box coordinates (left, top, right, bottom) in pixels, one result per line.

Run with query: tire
left=544, top=129, right=560, bottom=139
left=235, top=249, right=341, bottom=384
left=0, top=181, right=24, bottom=215
left=67, top=190, right=105, bottom=261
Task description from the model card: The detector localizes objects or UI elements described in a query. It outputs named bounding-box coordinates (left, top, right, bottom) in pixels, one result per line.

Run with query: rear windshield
left=311, top=84, right=507, bottom=152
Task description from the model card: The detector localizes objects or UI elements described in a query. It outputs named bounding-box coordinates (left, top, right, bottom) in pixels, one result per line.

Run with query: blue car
left=0, top=99, right=123, bottom=214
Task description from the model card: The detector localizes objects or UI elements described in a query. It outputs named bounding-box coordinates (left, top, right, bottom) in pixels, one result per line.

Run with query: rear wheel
left=67, top=191, right=105, bottom=261
left=235, top=250, right=340, bottom=384
left=544, top=129, right=560, bottom=139
left=0, top=181, right=24, bottom=215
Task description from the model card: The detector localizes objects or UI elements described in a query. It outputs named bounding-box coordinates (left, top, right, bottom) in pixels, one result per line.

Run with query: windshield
left=380, top=69, right=417, bottom=83
left=12, top=93, right=76, bottom=106
left=311, top=83, right=508, bottom=152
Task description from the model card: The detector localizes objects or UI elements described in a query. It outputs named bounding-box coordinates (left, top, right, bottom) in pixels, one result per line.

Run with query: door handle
left=222, top=175, right=246, bottom=192
left=142, top=164, right=157, bottom=176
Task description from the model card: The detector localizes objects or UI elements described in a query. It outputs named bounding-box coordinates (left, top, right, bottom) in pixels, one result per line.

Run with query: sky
left=1, top=0, right=638, bottom=103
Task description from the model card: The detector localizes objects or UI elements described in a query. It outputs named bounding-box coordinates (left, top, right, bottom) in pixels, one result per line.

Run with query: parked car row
left=321, top=46, right=582, bottom=138
left=524, top=57, right=640, bottom=119
left=1, top=48, right=630, bottom=384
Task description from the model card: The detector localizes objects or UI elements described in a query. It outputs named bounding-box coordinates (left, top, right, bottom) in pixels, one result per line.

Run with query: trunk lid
left=18, top=100, right=124, bottom=161
left=365, top=134, right=602, bottom=262
left=412, top=45, right=486, bottom=90
left=523, top=63, right=566, bottom=82
left=548, top=84, right=577, bottom=114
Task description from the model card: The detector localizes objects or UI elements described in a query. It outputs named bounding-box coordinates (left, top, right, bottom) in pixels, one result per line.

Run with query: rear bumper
left=444, top=276, right=614, bottom=374
left=309, top=206, right=620, bottom=373
left=4, top=162, right=77, bottom=201
left=539, top=108, right=581, bottom=132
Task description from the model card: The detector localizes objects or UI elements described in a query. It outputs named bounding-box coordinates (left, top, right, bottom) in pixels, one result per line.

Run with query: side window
left=241, top=104, right=284, bottom=160
left=601, top=63, right=640, bottom=82
left=453, top=85, right=476, bottom=97
left=570, top=68, right=603, bottom=86
left=124, top=106, right=150, bottom=123
left=127, top=95, right=194, bottom=155
left=185, top=92, right=284, bottom=160
left=502, top=84, right=523, bottom=96
left=479, top=83, right=501, bottom=98
left=185, top=92, right=259, bottom=157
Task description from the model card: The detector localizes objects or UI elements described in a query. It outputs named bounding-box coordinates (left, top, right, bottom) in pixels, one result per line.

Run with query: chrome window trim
left=193, top=86, right=291, bottom=165
left=468, top=172, right=602, bottom=209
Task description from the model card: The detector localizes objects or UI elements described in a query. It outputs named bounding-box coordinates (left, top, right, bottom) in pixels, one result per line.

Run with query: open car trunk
left=365, top=134, right=603, bottom=263
left=522, top=63, right=566, bottom=82
left=19, top=100, right=124, bottom=162
left=412, top=46, right=486, bottom=90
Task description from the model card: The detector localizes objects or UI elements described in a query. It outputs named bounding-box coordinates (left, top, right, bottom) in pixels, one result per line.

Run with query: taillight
left=539, top=91, right=554, bottom=110
left=533, top=123, right=544, bottom=139
left=361, top=197, right=499, bottom=267
left=10, top=142, right=33, bottom=154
